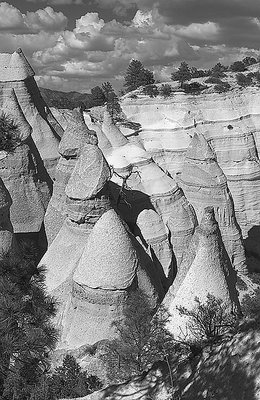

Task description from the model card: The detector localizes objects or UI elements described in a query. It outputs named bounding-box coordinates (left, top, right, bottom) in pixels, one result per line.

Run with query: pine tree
left=101, top=290, right=174, bottom=383
left=124, top=60, right=155, bottom=92
left=0, top=254, right=58, bottom=399
left=101, top=82, right=121, bottom=120
left=171, top=62, right=191, bottom=87
left=90, top=86, right=106, bottom=107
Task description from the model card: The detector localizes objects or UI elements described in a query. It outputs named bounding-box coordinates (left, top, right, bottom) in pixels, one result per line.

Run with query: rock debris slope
left=0, top=48, right=63, bottom=178
left=179, top=131, right=247, bottom=275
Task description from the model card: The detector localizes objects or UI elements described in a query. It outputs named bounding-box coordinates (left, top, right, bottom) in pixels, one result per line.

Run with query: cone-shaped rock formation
left=168, top=207, right=239, bottom=340
left=0, top=48, right=63, bottom=178
left=0, top=89, right=52, bottom=235
left=44, top=109, right=98, bottom=244
left=179, top=132, right=247, bottom=275
left=41, top=140, right=163, bottom=349
left=100, top=114, right=197, bottom=267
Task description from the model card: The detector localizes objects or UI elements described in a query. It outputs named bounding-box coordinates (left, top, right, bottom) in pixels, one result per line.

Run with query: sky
left=0, top=0, right=260, bottom=93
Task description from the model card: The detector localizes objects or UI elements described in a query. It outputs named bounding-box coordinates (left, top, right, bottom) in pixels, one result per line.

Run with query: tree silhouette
left=171, top=62, right=191, bottom=87
left=124, top=60, right=155, bottom=92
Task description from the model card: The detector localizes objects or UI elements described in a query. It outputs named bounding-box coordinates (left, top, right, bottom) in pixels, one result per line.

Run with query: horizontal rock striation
left=168, top=207, right=239, bottom=340
left=44, top=109, right=98, bottom=244
left=0, top=88, right=52, bottom=234
left=179, top=131, right=247, bottom=275
left=0, top=49, right=63, bottom=178
left=41, top=139, right=163, bottom=349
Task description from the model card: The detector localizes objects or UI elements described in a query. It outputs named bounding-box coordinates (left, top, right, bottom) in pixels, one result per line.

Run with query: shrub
left=183, top=82, right=207, bottom=94
left=178, top=294, right=238, bottom=345
left=213, top=82, right=231, bottom=93
left=142, top=84, right=159, bottom=97
left=236, top=73, right=253, bottom=87
left=242, top=56, right=257, bottom=66
left=101, top=290, right=174, bottom=383
left=159, top=84, right=172, bottom=98
left=205, top=76, right=223, bottom=84
left=230, top=61, right=247, bottom=72
left=0, top=113, right=21, bottom=153
left=253, top=71, right=260, bottom=84
left=129, top=93, right=138, bottom=99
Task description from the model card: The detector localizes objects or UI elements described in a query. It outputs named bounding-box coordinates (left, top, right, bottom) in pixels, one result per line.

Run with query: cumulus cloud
left=0, top=3, right=67, bottom=33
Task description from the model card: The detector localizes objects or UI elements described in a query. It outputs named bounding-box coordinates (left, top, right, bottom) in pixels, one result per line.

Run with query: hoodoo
left=0, top=48, right=63, bottom=178
left=179, top=132, right=247, bottom=275
left=168, top=207, right=238, bottom=340
left=40, top=139, right=163, bottom=349
left=100, top=113, right=197, bottom=267
left=44, top=108, right=98, bottom=245
left=0, top=177, right=17, bottom=257
left=0, top=88, right=51, bottom=244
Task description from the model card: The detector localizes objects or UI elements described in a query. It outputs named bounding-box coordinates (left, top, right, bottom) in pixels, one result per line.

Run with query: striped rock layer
left=44, top=108, right=98, bottom=245
left=41, top=142, right=163, bottom=349
left=0, top=88, right=52, bottom=234
left=168, top=207, right=239, bottom=340
left=0, top=48, right=63, bottom=178
left=179, top=132, right=247, bottom=275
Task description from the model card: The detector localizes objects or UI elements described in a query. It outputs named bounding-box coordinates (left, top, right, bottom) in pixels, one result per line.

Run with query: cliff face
left=121, top=89, right=260, bottom=266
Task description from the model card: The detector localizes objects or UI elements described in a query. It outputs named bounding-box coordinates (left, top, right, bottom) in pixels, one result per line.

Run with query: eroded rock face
left=0, top=48, right=63, bottom=178
left=179, top=132, right=247, bottom=275
left=0, top=88, right=52, bottom=234
left=121, top=90, right=260, bottom=265
left=40, top=140, right=163, bottom=349
left=99, top=113, right=197, bottom=271
left=168, top=207, right=239, bottom=340
left=0, top=177, right=17, bottom=257
left=44, top=109, right=98, bottom=244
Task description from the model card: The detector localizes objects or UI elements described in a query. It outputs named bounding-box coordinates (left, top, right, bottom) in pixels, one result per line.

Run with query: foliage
left=190, top=66, right=209, bottom=78
left=183, top=82, right=207, bottom=94
left=90, top=86, right=106, bottom=107
left=124, top=60, right=155, bottom=92
left=46, top=355, right=103, bottom=399
left=142, top=84, right=159, bottom=97
left=0, top=113, right=21, bottom=153
left=210, top=62, right=227, bottom=78
left=205, top=76, right=223, bottom=84
left=242, top=56, right=257, bottom=66
left=230, top=61, right=247, bottom=72
left=102, top=82, right=122, bottom=119
left=159, top=84, right=172, bottom=98
left=177, top=294, right=238, bottom=345
left=101, top=290, right=174, bottom=383
left=0, top=255, right=58, bottom=399
left=236, top=73, right=253, bottom=87
left=171, top=62, right=191, bottom=86
left=240, top=288, right=260, bottom=322
left=40, top=87, right=93, bottom=110
left=213, top=81, right=231, bottom=93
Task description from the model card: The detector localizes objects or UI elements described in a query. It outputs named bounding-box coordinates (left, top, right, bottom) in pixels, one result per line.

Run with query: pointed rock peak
left=73, top=209, right=139, bottom=290
left=0, top=178, right=12, bottom=210
left=1, top=88, right=32, bottom=141
left=59, top=108, right=97, bottom=157
left=0, top=49, right=34, bottom=82
left=186, top=132, right=215, bottom=161
left=102, top=110, right=128, bottom=148
left=198, top=206, right=218, bottom=235
left=65, top=143, right=111, bottom=199
left=137, top=209, right=168, bottom=242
